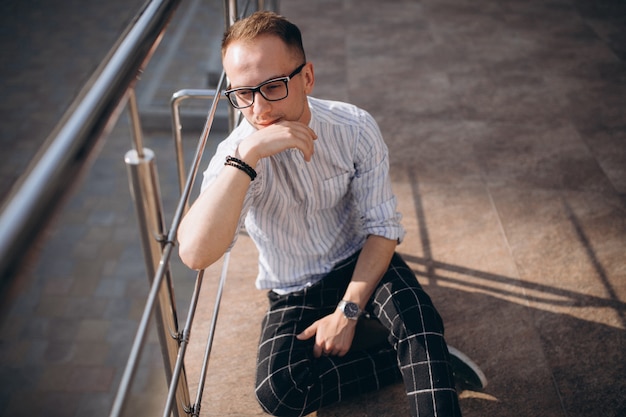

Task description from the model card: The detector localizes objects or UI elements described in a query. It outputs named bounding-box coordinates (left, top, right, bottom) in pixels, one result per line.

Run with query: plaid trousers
left=255, top=252, right=462, bottom=417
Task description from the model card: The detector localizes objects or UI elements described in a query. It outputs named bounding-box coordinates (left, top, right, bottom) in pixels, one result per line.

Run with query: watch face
left=344, top=302, right=360, bottom=318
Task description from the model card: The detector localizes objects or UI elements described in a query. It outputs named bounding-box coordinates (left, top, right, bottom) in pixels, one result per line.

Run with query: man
left=178, top=11, right=463, bottom=417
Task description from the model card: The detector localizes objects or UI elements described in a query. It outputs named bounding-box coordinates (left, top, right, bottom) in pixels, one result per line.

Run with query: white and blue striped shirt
left=202, top=97, right=405, bottom=293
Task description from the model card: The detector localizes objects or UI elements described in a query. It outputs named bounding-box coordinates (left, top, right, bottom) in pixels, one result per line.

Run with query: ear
left=302, top=62, right=315, bottom=94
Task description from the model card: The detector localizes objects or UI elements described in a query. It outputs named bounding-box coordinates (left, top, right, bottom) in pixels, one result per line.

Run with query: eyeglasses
left=224, top=63, right=306, bottom=109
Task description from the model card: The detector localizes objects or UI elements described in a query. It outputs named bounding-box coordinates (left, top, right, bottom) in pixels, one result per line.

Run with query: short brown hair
left=222, top=11, right=306, bottom=63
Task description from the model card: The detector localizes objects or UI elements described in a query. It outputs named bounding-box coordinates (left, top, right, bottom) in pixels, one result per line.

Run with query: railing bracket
left=185, top=403, right=198, bottom=416
left=155, top=232, right=168, bottom=243
left=170, top=328, right=183, bottom=343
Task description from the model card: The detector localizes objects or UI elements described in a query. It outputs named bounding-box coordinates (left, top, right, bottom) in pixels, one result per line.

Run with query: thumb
left=296, top=322, right=318, bottom=340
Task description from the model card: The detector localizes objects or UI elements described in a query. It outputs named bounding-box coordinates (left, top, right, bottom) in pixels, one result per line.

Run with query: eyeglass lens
left=229, top=79, right=288, bottom=108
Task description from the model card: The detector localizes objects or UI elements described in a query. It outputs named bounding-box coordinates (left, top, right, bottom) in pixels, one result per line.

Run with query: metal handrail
left=115, top=30, right=235, bottom=417
left=165, top=77, right=240, bottom=417
left=147, top=2, right=278, bottom=414
left=119, top=1, right=279, bottom=415
left=0, top=0, right=182, bottom=281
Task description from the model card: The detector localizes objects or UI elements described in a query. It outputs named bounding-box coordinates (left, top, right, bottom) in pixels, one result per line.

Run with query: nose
left=251, top=91, right=272, bottom=116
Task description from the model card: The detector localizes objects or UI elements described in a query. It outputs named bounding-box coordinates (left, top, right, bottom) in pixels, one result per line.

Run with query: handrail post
left=124, top=89, right=191, bottom=417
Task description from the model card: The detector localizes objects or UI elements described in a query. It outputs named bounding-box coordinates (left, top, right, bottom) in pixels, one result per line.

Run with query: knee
left=382, top=290, right=445, bottom=341
left=255, top=363, right=312, bottom=416
left=399, top=302, right=445, bottom=337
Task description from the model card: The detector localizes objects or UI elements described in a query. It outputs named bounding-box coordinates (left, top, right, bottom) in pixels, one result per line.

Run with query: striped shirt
left=201, top=97, right=405, bottom=293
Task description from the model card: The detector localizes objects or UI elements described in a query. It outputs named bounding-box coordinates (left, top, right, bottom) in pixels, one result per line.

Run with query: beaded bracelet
left=225, top=156, right=257, bottom=181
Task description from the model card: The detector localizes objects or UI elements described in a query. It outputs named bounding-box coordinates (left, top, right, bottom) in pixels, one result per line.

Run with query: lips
left=255, top=118, right=281, bottom=128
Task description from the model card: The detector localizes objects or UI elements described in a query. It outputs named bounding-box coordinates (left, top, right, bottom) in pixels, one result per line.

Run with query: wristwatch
left=337, top=300, right=362, bottom=320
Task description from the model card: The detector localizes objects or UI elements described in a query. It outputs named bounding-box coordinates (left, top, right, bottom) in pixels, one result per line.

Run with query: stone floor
left=1, top=0, right=625, bottom=416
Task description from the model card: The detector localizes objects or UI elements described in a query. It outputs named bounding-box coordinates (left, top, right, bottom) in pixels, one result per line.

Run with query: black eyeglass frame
left=224, top=63, right=307, bottom=109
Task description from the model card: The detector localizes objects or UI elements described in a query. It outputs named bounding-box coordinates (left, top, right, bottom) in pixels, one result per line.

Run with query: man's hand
left=238, top=120, right=317, bottom=165
left=296, top=310, right=358, bottom=358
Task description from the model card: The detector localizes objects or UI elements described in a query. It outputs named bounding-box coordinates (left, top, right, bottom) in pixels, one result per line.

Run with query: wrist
left=337, top=300, right=363, bottom=321
left=225, top=156, right=256, bottom=181
left=236, top=142, right=260, bottom=168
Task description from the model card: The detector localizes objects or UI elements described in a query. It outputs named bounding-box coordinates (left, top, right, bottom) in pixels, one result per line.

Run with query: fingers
left=296, top=322, right=317, bottom=341
left=313, top=340, right=349, bottom=358
left=296, top=322, right=325, bottom=358
left=296, top=313, right=355, bottom=358
left=286, top=122, right=317, bottom=161
left=297, top=322, right=338, bottom=358
left=313, top=340, right=325, bottom=358
left=313, top=335, right=336, bottom=358
left=243, top=121, right=317, bottom=163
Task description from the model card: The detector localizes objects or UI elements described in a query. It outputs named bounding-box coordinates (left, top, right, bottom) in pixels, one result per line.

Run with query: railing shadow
left=401, top=253, right=626, bottom=318
left=404, top=168, right=626, bottom=328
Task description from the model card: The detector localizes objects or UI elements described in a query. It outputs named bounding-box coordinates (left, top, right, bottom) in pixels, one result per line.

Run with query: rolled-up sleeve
left=352, top=110, right=405, bottom=243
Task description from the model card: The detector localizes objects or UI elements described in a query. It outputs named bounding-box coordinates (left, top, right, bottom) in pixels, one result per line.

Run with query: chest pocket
left=308, top=172, right=352, bottom=211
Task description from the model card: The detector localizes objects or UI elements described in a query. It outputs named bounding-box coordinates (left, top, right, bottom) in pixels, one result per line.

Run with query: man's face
left=223, top=35, right=314, bottom=130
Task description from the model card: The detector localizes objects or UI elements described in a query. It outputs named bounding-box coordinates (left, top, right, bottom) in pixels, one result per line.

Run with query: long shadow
left=399, top=253, right=626, bottom=315
left=404, top=168, right=626, bottom=327
left=563, top=199, right=626, bottom=327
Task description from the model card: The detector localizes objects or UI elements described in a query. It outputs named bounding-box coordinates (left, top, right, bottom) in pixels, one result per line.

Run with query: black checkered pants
left=255, top=252, right=461, bottom=417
